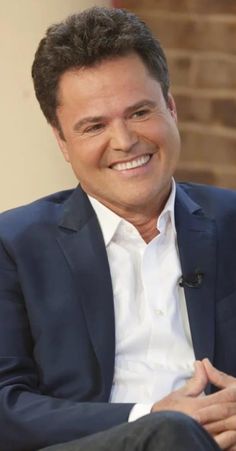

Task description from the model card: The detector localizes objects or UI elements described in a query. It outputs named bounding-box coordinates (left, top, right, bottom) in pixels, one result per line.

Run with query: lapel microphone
left=179, top=269, right=204, bottom=288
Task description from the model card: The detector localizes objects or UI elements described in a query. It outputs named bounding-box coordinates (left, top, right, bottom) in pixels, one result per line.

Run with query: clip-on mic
left=179, top=269, right=204, bottom=288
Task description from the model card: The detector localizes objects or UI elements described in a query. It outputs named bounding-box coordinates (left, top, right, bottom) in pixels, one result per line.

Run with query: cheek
left=68, top=142, right=105, bottom=171
left=137, top=118, right=171, bottom=144
left=146, top=120, right=180, bottom=164
left=159, top=120, right=180, bottom=150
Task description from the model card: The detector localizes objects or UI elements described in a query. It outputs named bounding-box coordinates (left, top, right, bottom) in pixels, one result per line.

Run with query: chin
left=121, top=195, right=155, bottom=210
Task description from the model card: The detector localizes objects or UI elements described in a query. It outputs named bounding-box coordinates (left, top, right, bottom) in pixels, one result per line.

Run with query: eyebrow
left=73, top=99, right=157, bottom=132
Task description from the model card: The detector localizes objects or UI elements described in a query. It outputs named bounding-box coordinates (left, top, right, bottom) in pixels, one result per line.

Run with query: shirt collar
left=88, top=195, right=122, bottom=246
left=88, top=179, right=176, bottom=247
left=157, top=179, right=176, bottom=235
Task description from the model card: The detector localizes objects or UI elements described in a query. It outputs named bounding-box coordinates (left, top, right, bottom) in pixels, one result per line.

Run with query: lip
left=109, top=153, right=152, bottom=171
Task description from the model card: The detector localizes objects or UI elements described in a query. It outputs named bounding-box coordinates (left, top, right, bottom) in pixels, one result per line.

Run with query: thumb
left=203, top=358, right=236, bottom=388
left=181, top=360, right=208, bottom=397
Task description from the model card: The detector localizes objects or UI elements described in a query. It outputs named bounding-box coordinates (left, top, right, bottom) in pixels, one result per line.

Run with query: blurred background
left=1, top=0, right=236, bottom=211
left=119, top=0, right=236, bottom=190
left=0, top=0, right=109, bottom=211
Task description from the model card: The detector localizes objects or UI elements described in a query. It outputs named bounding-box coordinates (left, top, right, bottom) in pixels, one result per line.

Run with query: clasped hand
left=151, top=359, right=236, bottom=450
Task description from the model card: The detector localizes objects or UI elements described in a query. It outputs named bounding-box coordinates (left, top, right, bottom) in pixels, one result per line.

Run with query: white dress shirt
left=89, top=181, right=196, bottom=421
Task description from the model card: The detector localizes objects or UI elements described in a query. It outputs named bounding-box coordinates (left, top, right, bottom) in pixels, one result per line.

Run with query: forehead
left=55, top=54, right=166, bottom=130
left=57, top=53, right=162, bottom=105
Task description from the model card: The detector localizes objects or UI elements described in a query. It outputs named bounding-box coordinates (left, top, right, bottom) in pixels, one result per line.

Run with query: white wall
left=0, top=0, right=109, bottom=211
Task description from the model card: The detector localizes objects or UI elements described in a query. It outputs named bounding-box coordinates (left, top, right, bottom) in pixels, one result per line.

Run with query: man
left=1, top=6, right=236, bottom=451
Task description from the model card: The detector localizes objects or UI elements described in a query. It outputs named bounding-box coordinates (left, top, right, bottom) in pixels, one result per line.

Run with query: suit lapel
left=175, top=186, right=217, bottom=383
left=56, top=186, right=115, bottom=397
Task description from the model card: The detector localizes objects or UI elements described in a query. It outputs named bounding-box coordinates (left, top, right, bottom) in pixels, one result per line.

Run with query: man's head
left=32, top=6, right=169, bottom=134
left=32, top=7, right=180, bottom=218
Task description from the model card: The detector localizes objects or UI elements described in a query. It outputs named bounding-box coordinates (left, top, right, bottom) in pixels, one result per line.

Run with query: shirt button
left=154, top=309, right=164, bottom=316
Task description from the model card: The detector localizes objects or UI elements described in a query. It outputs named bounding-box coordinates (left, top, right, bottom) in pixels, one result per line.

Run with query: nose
left=110, top=119, right=138, bottom=152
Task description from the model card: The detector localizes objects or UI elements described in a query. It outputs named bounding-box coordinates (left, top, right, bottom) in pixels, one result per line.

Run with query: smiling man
left=1, top=6, right=236, bottom=451
left=53, top=53, right=180, bottom=244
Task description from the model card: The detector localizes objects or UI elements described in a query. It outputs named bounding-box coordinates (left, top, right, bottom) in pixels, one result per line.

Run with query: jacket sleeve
left=0, top=237, right=133, bottom=451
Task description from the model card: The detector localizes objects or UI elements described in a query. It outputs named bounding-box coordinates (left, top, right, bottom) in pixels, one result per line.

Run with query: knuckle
left=226, top=387, right=236, bottom=402
left=218, top=430, right=236, bottom=448
left=223, top=403, right=236, bottom=418
left=221, top=405, right=230, bottom=418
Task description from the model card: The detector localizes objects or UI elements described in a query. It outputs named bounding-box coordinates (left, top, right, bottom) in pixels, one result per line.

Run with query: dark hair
left=32, top=6, right=169, bottom=132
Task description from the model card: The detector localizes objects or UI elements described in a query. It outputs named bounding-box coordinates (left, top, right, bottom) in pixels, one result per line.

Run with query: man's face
left=54, top=53, right=181, bottom=215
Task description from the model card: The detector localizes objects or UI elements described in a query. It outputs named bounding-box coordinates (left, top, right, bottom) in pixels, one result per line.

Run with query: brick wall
left=115, top=0, right=236, bottom=189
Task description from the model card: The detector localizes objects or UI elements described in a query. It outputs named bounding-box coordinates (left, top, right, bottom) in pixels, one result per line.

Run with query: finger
left=195, top=403, right=236, bottom=426
left=214, top=431, right=236, bottom=450
left=203, top=359, right=236, bottom=389
left=204, top=415, right=236, bottom=436
left=181, top=360, right=208, bottom=396
left=205, top=420, right=226, bottom=435
left=199, top=386, right=236, bottom=409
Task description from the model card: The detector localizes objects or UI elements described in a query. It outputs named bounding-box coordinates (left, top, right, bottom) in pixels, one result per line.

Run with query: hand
left=195, top=359, right=236, bottom=450
left=151, top=360, right=208, bottom=417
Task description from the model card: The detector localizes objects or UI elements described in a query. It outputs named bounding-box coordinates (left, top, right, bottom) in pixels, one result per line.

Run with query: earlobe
left=52, top=127, right=70, bottom=162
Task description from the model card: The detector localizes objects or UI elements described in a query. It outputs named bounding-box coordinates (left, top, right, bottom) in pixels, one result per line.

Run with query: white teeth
left=112, top=154, right=151, bottom=171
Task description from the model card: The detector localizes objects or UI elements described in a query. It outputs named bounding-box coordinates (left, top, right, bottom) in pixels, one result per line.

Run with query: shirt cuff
left=128, top=403, right=153, bottom=422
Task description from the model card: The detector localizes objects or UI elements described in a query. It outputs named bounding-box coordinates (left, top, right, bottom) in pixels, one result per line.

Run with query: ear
left=52, top=127, right=71, bottom=163
left=167, top=93, right=178, bottom=122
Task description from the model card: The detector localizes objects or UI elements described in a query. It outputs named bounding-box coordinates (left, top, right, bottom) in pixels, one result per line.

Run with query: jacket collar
left=58, top=184, right=95, bottom=231
left=57, top=185, right=115, bottom=398
left=175, top=185, right=217, bottom=393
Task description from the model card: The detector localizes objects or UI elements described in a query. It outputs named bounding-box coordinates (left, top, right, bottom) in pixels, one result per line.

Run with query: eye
left=131, top=108, right=151, bottom=120
left=84, top=123, right=105, bottom=134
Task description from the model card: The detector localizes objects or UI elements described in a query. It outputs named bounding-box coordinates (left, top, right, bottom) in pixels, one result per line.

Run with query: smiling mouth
left=111, top=154, right=151, bottom=171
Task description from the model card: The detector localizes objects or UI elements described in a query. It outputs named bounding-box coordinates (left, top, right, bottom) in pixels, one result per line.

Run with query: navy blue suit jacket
left=0, top=182, right=236, bottom=450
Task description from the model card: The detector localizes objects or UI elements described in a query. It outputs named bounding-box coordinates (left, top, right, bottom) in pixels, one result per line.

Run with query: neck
left=127, top=214, right=159, bottom=243
left=86, top=184, right=172, bottom=243
left=111, top=204, right=163, bottom=243
left=100, top=201, right=164, bottom=243
left=105, top=192, right=171, bottom=243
